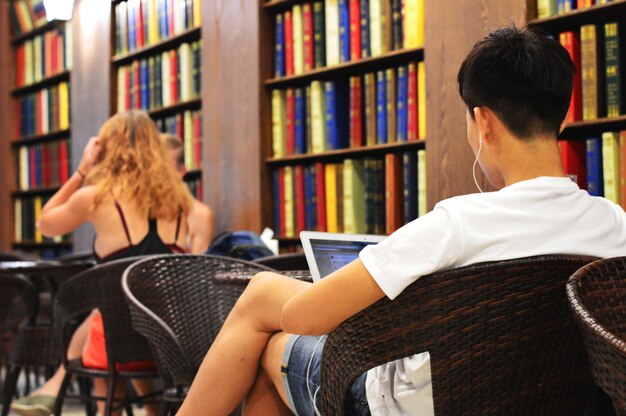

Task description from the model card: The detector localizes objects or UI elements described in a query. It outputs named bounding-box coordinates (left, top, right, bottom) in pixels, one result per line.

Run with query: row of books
left=15, top=23, right=72, bottom=87
left=16, top=81, right=70, bottom=138
left=272, top=62, right=425, bottom=158
left=14, top=195, right=70, bottom=244
left=114, top=0, right=202, bottom=56
left=9, top=0, right=47, bottom=35
left=274, top=0, right=424, bottom=77
left=185, top=176, right=202, bottom=200
left=155, top=109, right=202, bottom=171
left=537, top=0, right=614, bottom=18
left=559, top=22, right=625, bottom=123
left=116, top=40, right=201, bottom=112
left=17, top=139, right=70, bottom=191
left=560, top=132, right=625, bottom=207
left=272, top=150, right=426, bottom=237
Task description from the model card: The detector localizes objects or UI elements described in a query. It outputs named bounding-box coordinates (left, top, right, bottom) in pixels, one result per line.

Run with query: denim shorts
left=281, top=335, right=370, bottom=416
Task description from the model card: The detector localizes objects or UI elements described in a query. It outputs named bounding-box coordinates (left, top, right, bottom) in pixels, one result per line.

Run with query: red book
left=16, top=45, right=24, bottom=86
left=294, top=165, right=306, bottom=233
left=620, top=131, right=626, bottom=211
left=51, top=31, right=59, bottom=74
left=168, top=0, right=175, bottom=36
left=59, top=140, right=69, bottom=182
left=170, top=50, right=178, bottom=103
left=315, top=162, right=327, bottom=231
left=29, top=147, right=36, bottom=188
left=577, top=0, right=594, bottom=8
left=278, top=167, right=286, bottom=236
left=302, top=4, right=314, bottom=72
left=125, top=67, right=132, bottom=111
left=284, top=11, right=294, bottom=76
left=349, top=76, right=364, bottom=147
left=385, top=153, right=403, bottom=234
left=176, top=113, right=183, bottom=140
left=407, top=62, right=418, bottom=141
left=133, top=60, right=141, bottom=109
left=37, top=92, right=44, bottom=134
left=193, top=112, right=201, bottom=169
left=285, top=88, right=296, bottom=155
left=560, top=31, right=582, bottom=123
left=42, top=144, right=50, bottom=187
left=137, top=0, right=145, bottom=48
left=559, top=140, right=587, bottom=189
left=349, top=0, right=361, bottom=61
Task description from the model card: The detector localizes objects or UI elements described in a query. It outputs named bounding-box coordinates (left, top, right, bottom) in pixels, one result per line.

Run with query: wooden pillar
left=70, top=0, right=112, bottom=251
left=423, top=0, right=528, bottom=206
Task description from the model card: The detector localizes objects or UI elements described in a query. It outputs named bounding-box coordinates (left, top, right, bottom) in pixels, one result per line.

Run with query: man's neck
left=499, top=134, right=566, bottom=187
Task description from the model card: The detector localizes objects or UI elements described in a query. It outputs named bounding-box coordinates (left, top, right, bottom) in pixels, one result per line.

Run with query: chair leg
left=79, top=378, right=96, bottom=416
left=53, top=371, right=72, bottom=416
left=0, top=366, right=21, bottom=416
left=104, top=374, right=117, bottom=416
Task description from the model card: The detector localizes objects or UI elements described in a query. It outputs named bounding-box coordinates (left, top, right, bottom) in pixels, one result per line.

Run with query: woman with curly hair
left=11, top=110, right=212, bottom=416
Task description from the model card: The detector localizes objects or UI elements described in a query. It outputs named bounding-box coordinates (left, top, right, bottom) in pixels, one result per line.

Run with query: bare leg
left=132, top=379, right=159, bottom=416
left=93, top=378, right=125, bottom=416
left=177, top=272, right=311, bottom=416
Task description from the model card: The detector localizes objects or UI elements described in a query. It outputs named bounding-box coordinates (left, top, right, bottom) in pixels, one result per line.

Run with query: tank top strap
left=148, top=218, right=158, bottom=232
left=174, top=209, right=182, bottom=243
left=113, top=201, right=133, bottom=245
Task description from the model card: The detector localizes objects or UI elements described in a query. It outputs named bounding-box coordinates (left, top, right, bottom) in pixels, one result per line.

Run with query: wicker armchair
left=53, top=257, right=159, bottom=416
left=320, top=255, right=599, bottom=415
left=567, top=257, right=626, bottom=415
left=121, top=254, right=273, bottom=413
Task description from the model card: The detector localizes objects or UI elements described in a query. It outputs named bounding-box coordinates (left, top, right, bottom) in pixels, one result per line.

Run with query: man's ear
left=473, top=107, right=490, bottom=142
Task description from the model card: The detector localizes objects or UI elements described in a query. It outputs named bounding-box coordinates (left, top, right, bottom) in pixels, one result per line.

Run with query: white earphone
left=472, top=134, right=484, bottom=193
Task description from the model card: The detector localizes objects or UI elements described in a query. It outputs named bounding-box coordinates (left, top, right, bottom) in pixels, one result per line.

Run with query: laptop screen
left=310, top=239, right=377, bottom=279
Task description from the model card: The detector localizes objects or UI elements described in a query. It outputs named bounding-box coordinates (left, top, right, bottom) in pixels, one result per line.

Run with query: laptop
left=300, top=231, right=385, bottom=282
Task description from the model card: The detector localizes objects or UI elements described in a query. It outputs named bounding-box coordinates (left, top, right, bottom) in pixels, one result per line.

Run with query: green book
left=313, top=1, right=326, bottom=68
left=343, top=159, right=366, bottom=234
left=605, top=22, right=624, bottom=118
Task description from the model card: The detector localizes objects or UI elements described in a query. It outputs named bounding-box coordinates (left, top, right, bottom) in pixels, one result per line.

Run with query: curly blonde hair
left=86, top=110, right=192, bottom=219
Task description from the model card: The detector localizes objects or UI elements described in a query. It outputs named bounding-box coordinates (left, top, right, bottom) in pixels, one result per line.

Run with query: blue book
left=402, top=151, right=418, bottom=224
left=140, top=59, right=149, bottom=110
left=557, top=0, right=575, bottom=13
left=396, top=66, right=408, bottom=141
left=295, top=88, right=307, bottom=154
left=376, top=71, right=387, bottom=144
left=586, top=137, right=604, bottom=197
left=309, top=165, right=318, bottom=230
left=325, top=81, right=350, bottom=150
left=35, top=145, right=42, bottom=187
left=274, top=14, right=285, bottom=77
left=155, top=54, right=163, bottom=107
left=360, top=0, right=370, bottom=58
left=338, top=0, right=350, bottom=63
left=160, top=0, right=169, bottom=39
left=129, top=2, right=136, bottom=50
left=273, top=170, right=281, bottom=236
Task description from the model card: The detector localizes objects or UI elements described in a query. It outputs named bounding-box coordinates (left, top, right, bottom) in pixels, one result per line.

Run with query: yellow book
left=117, top=67, right=125, bottom=111
left=581, top=24, right=598, bottom=120
left=58, top=82, right=70, bottom=130
left=24, top=40, right=33, bottom=85
left=193, top=0, right=202, bottom=27
left=149, top=0, right=159, bottom=44
left=15, top=199, right=22, bottom=243
left=602, top=132, right=620, bottom=204
left=34, top=196, right=42, bottom=243
left=325, top=163, right=338, bottom=232
left=418, top=149, right=427, bottom=217
left=162, top=51, right=171, bottom=106
left=343, top=159, right=366, bottom=234
left=418, top=61, right=426, bottom=139
left=41, top=89, right=49, bottom=133
left=19, top=147, right=28, bottom=190
left=364, top=73, right=377, bottom=146
left=369, top=0, right=382, bottom=56
left=33, top=36, right=42, bottom=83
left=179, top=43, right=192, bottom=101
left=537, top=0, right=557, bottom=18
left=311, top=80, right=326, bottom=153
left=325, top=0, right=340, bottom=66
left=404, top=0, right=424, bottom=48
left=293, top=5, right=304, bottom=75
left=386, top=68, right=396, bottom=143
left=271, top=89, right=286, bottom=157
left=284, top=166, right=295, bottom=237
left=184, top=111, right=193, bottom=170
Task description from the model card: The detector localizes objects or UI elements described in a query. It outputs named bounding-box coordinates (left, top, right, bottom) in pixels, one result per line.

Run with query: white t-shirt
left=359, top=176, right=626, bottom=416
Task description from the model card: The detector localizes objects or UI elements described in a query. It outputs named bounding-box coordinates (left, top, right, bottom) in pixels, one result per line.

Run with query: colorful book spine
left=325, top=81, right=349, bottom=150
left=559, top=31, right=583, bottom=123
left=325, top=0, right=340, bottom=66
left=559, top=140, right=587, bottom=189
left=271, top=89, right=286, bottom=157
left=313, top=0, right=326, bottom=68
left=285, top=11, right=294, bottom=76
left=325, top=163, right=338, bottom=232
left=293, top=5, right=304, bottom=75
left=311, top=80, right=327, bottom=153
left=397, top=65, right=408, bottom=141
left=620, top=131, right=626, bottom=210
left=404, top=0, right=424, bottom=48
left=359, top=0, right=370, bottom=58
left=285, top=88, right=295, bottom=155
left=418, top=61, right=426, bottom=139
left=350, top=76, right=364, bottom=147
left=294, top=88, right=307, bottom=154
left=343, top=159, right=366, bottom=233
left=386, top=68, right=397, bottom=143
left=338, top=0, right=351, bottom=63
left=315, top=162, right=327, bottom=231
left=294, top=165, right=306, bottom=233
left=604, top=22, right=623, bottom=118
left=403, top=151, right=418, bottom=224
left=274, top=14, right=285, bottom=77
left=537, top=0, right=558, bottom=17
left=303, top=3, right=314, bottom=72
left=376, top=71, right=387, bottom=144
left=349, top=0, right=361, bottom=61
left=364, top=72, right=377, bottom=146
left=385, top=153, right=402, bottom=233
left=586, top=137, right=604, bottom=196
left=417, top=149, right=427, bottom=217
left=602, top=131, right=620, bottom=203
left=581, top=24, right=600, bottom=120
left=284, top=166, right=295, bottom=237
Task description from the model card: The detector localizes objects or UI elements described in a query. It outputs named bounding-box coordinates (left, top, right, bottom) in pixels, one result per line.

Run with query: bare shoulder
left=69, top=185, right=97, bottom=207
left=189, top=199, right=213, bottom=222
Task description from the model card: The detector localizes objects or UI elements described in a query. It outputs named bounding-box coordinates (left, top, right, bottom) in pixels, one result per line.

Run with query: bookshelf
left=110, top=0, right=203, bottom=200
left=529, top=0, right=626, bottom=205
left=8, top=12, right=73, bottom=259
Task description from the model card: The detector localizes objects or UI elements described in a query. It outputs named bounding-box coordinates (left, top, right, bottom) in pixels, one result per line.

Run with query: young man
left=177, top=26, right=626, bottom=416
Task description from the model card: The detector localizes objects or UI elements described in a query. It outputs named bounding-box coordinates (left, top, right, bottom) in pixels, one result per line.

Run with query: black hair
left=457, top=25, right=574, bottom=139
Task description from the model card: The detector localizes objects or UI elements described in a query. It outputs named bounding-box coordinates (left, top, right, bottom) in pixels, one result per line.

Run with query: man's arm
left=281, top=259, right=385, bottom=335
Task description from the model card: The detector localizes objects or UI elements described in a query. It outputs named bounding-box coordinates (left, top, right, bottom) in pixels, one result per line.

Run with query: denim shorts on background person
left=281, top=335, right=371, bottom=416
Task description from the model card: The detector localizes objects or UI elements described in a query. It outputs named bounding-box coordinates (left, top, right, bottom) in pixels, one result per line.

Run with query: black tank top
left=94, top=201, right=186, bottom=263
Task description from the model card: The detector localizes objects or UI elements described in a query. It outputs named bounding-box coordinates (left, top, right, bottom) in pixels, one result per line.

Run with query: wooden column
left=423, top=0, right=528, bottom=207
left=0, top=3, right=16, bottom=252
left=70, top=0, right=112, bottom=251
left=201, top=0, right=267, bottom=234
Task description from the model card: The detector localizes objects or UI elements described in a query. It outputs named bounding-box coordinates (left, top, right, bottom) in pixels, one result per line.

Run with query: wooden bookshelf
left=11, top=187, right=60, bottom=197
left=111, top=27, right=201, bottom=66
left=528, top=0, right=626, bottom=32
left=10, top=20, right=61, bottom=45
left=560, top=115, right=626, bottom=140
left=266, top=140, right=426, bottom=165
left=11, top=129, right=71, bottom=147
left=147, top=98, right=202, bottom=119
left=265, top=47, right=425, bottom=87
left=11, top=70, right=71, bottom=96
left=263, top=0, right=302, bottom=11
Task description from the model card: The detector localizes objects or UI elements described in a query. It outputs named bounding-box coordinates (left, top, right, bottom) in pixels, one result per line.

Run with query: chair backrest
left=567, top=257, right=626, bottom=413
left=0, top=252, right=26, bottom=262
left=321, top=255, right=599, bottom=415
left=53, top=256, right=152, bottom=371
left=0, top=272, right=39, bottom=327
left=253, top=253, right=308, bottom=271
left=122, top=254, right=273, bottom=388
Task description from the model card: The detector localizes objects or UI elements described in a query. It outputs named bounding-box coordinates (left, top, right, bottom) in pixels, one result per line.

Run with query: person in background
left=160, top=132, right=214, bottom=248
left=11, top=111, right=212, bottom=416
left=175, top=26, right=626, bottom=416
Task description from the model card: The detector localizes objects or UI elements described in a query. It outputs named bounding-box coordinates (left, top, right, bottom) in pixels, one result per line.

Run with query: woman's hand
left=78, top=136, right=101, bottom=175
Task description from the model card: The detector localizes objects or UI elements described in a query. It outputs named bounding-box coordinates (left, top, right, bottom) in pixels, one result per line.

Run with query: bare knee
left=234, top=272, right=287, bottom=314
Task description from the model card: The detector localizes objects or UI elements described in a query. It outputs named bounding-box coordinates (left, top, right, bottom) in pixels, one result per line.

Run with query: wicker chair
left=320, top=255, right=600, bottom=415
left=121, top=254, right=274, bottom=414
left=254, top=252, right=308, bottom=271
left=567, top=257, right=626, bottom=415
left=53, top=257, right=160, bottom=416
